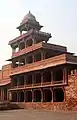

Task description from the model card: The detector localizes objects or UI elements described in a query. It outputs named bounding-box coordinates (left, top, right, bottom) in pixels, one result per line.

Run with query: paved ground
left=0, top=109, right=77, bottom=120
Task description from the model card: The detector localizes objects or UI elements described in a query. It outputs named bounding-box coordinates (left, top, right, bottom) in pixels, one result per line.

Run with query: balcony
left=12, top=42, right=43, bottom=58
left=33, top=83, right=41, bottom=86
left=10, top=54, right=66, bottom=76
left=10, top=80, right=66, bottom=90
left=12, top=41, right=67, bottom=58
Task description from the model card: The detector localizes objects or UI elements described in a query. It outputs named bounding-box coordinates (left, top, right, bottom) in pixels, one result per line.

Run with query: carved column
left=50, top=87, right=53, bottom=102
left=24, top=39, right=27, bottom=48
left=32, top=53, right=35, bottom=63
left=17, top=91, right=19, bottom=102
left=11, top=78, right=13, bottom=88
left=32, top=89, right=34, bottom=102
left=63, top=67, right=68, bottom=83
left=32, top=72, right=34, bottom=86
left=24, top=90, right=25, bottom=102
left=2, top=89, right=4, bottom=101
left=41, top=49, right=45, bottom=60
left=24, top=74, right=26, bottom=87
left=41, top=89, right=43, bottom=102
left=1, top=89, right=3, bottom=101
left=41, top=71, right=43, bottom=85
left=51, top=70, right=53, bottom=83
left=32, top=38, right=35, bottom=45
left=25, top=55, right=27, bottom=64
left=17, top=76, right=19, bottom=88
left=20, top=31, right=22, bottom=35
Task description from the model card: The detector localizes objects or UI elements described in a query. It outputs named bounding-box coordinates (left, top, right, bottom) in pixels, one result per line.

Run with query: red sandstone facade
left=0, top=11, right=77, bottom=110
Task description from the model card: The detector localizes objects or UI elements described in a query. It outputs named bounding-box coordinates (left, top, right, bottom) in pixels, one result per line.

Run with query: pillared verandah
left=0, top=11, right=77, bottom=105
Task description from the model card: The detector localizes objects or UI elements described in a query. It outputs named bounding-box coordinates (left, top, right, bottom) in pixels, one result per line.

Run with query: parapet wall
left=0, top=64, right=11, bottom=84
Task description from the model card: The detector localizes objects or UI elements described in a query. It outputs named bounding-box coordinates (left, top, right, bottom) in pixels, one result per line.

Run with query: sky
left=0, top=0, right=77, bottom=68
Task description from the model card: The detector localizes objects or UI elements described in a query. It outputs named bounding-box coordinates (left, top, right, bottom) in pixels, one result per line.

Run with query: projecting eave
left=8, top=29, right=33, bottom=45
left=17, top=23, right=43, bottom=31
left=34, top=31, right=52, bottom=40
left=6, top=58, right=12, bottom=61
left=66, top=61, right=77, bottom=65
left=0, top=81, right=11, bottom=87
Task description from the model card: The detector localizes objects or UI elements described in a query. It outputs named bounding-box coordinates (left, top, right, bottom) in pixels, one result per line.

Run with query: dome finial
left=29, top=10, right=30, bottom=14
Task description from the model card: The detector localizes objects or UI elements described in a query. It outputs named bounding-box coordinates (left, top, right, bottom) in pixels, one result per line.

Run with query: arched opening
left=34, top=90, right=41, bottom=102
left=54, top=88, right=64, bottom=102
left=4, top=88, right=7, bottom=100
left=34, top=72, right=41, bottom=84
left=45, top=51, right=53, bottom=59
left=26, top=55, right=33, bottom=64
left=26, top=39, right=33, bottom=47
left=43, top=70, right=51, bottom=83
left=43, top=89, right=52, bottom=102
left=18, top=91, right=24, bottom=102
left=53, top=69, right=63, bottom=82
left=19, top=57, right=25, bottom=66
left=34, top=52, right=41, bottom=62
left=12, top=92, right=17, bottom=102
left=12, top=76, right=17, bottom=87
left=25, top=91, right=32, bottom=102
left=19, top=42, right=25, bottom=50
left=12, top=59, right=19, bottom=68
left=19, top=75, right=24, bottom=86
left=26, top=74, right=32, bottom=85
left=13, top=45, right=19, bottom=53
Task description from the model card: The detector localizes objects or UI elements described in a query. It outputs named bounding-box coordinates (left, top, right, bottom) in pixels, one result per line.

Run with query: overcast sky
left=0, top=0, right=77, bottom=68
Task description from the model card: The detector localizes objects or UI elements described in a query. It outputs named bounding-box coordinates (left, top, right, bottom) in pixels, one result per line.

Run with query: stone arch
left=54, top=88, right=64, bottom=102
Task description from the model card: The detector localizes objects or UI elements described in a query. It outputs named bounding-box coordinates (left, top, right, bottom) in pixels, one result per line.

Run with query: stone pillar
left=20, top=31, right=22, bottom=35
left=63, top=68, right=68, bottom=83
left=18, top=92, right=20, bottom=102
left=32, top=54, right=35, bottom=63
left=32, top=73, right=34, bottom=86
left=51, top=70, right=53, bottom=83
left=17, top=92, right=19, bottom=102
left=17, top=76, right=19, bottom=88
left=7, top=89, right=8, bottom=101
left=8, top=91, right=12, bottom=101
left=41, top=71, right=43, bottom=85
left=25, top=54, right=26, bottom=65
left=32, top=90, right=34, bottom=102
left=2, top=89, right=4, bottom=101
left=50, top=88, right=54, bottom=102
left=41, top=50, right=45, bottom=60
left=12, top=47, right=15, bottom=55
left=1, top=89, right=3, bottom=101
left=17, top=43, right=20, bottom=52
left=41, top=89, right=43, bottom=102
left=32, top=38, right=35, bottom=45
left=43, top=90, right=45, bottom=102
left=24, top=74, right=26, bottom=87
left=63, top=87, right=66, bottom=102
left=11, top=78, right=13, bottom=88
left=24, top=90, right=25, bottom=102
left=53, top=88, right=56, bottom=102
left=24, top=38, right=27, bottom=48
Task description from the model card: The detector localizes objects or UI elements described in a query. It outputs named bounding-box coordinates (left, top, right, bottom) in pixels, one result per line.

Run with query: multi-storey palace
left=0, top=11, right=77, bottom=110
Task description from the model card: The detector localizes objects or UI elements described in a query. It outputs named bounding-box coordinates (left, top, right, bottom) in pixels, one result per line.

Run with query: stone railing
left=11, top=54, right=66, bottom=76
left=11, top=80, right=64, bottom=90
left=12, top=42, right=42, bottom=58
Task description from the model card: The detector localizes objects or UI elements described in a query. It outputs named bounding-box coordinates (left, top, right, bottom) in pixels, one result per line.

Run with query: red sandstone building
left=0, top=11, right=77, bottom=110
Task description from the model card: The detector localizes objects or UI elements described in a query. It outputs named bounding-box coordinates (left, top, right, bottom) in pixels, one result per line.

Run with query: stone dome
left=21, top=11, right=36, bottom=24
